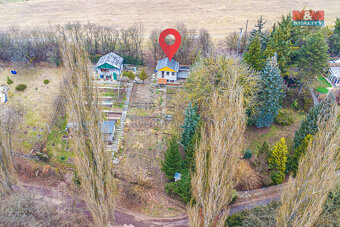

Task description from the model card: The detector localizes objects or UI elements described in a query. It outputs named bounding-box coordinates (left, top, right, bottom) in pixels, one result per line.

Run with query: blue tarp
left=101, top=121, right=116, bottom=134
left=11, top=71, right=17, bottom=75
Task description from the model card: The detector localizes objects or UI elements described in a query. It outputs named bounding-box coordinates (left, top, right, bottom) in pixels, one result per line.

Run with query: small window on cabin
left=162, top=71, right=164, bottom=78
left=172, top=72, right=175, bottom=76
left=167, top=72, right=170, bottom=75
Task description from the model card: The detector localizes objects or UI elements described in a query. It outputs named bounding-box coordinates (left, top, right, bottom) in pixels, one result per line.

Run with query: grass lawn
left=245, top=110, right=304, bottom=155
left=316, top=76, right=332, bottom=94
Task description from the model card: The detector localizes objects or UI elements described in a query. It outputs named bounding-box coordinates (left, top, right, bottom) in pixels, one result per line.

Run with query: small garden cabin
left=155, top=58, right=190, bottom=84
left=96, top=52, right=124, bottom=81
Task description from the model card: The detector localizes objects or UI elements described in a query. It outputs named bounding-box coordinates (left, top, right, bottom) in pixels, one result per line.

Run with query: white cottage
left=96, top=52, right=124, bottom=81
left=155, top=58, right=190, bottom=85
left=156, top=58, right=179, bottom=84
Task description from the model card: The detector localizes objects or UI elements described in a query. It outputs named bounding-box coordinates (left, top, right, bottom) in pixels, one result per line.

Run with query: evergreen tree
left=165, top=168, right=191, bottom=203
left=293, top=93, right=336, bottom=148
left=127, top=71, right=135, bottom=81
left=243, top=35, right=265, bottom=71
left=161, top=135, right=183, bottom=181
left=255, top=55, right=285, bottom=128
left=328, top=18, right=340, bottom=55
left=296, top=32, right=329, bottom=88
left=181, top=102, right=199, bottom=148
left=184, top=126, right=201, bottom=169
left=264, top=15, right=297, bottom=76
left=258, top=141, right=271, bottom=157
left=290, top=134, right=313, bottom=177
left=268, top=137, right=288, bottom=185
left=139, top=69, right=148, bottom=83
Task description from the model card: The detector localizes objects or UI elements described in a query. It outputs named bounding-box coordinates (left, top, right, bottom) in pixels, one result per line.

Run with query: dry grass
left=0, top=65, right=64, bottom=153
left=235, top=160, right=262, bottom=191
left=0, top=0, right=339, bottom=38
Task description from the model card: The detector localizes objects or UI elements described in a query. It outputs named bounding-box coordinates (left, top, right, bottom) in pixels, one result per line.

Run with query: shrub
left=36, top=152, right=50, bottom=162
left=7, top=76, right=13, bottom=84
left=243, top=149, right=252, bottom=159
left=44, top=79, right=49, bottom=84
left=291, top=99, right=299, bottom=110
left=274, top=108, right=295, bottom=126
left=15, top=84, right=27, bottom=91
left=235, top=160, right=261, bottom=191
left=268, top=138, right=288, bottom=185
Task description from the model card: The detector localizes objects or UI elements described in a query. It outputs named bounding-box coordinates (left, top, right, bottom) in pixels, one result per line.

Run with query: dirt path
left=20, top=182, right=282, bottom=226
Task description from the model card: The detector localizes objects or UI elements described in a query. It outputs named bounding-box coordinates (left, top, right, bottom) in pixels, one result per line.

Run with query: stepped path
left=108, top=82, right=133, bottom=161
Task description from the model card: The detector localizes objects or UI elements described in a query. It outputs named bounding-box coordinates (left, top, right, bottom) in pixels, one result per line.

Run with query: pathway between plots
left=107, top=82, right=133, bottom=161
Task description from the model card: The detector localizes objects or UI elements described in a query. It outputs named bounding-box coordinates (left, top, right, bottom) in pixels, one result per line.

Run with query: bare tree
left=188, top=76, right=246, bottom=226
left=0, top=105, right=22, bottom=196
left=61, top=42, right=116, bottom=226
left=276, top=106, right=340, bottom=227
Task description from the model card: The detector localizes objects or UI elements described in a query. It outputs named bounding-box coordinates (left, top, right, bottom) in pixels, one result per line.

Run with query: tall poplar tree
left=255, top=55, right=285, bottom=128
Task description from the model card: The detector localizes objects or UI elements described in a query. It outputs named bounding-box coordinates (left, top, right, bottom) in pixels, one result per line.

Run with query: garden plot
left=113, top=83, right=184, bottom=216
left=0, top=66, right=64, bottom=154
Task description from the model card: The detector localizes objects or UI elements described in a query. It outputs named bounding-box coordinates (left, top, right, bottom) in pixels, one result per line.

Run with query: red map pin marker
left=159, top=29, right=181, bottom=61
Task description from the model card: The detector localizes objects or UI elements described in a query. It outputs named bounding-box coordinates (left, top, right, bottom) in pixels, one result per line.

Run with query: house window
left=101, top=68, right=109, bottom=72
left=172, top=72, right=175, bottom=76
left=162, top=71, right=164, bottom=78
left=167, top=72, right=170, bottom=75
left=167, top=79, right=169, bottom=82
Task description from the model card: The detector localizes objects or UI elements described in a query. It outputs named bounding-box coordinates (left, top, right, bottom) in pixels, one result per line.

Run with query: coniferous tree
left=165, top=168, right=191, bottom=203
left=293, top=93, right=336, bottom=148
left=296, top=32, right=329, bottom=90
left=290, top=134, right=313, bottom=177
left=139, top=69, right=147, bottom=83
left=328, top=18, right=340, bottom=55
left=268, top=137, right=288, bottom=185
left=181, top=102, right=199, bottom=148
left=161, top=135, right=183, bottom=181
left=255, top=55, right=285, bottom=128
left=264, top=15, right=297, bottom=76
left=243, top=35, right=265, bottom=71
left=184, top=126, right=201, bottom=169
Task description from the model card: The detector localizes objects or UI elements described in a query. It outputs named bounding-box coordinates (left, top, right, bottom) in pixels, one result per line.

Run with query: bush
left=7, top=76, right=13, bottom=84
left=44, top=79, right=49, bottom=84
left=243, top=149, right=252, bottom=159
left=15, top=84, right=27, bottom=91
left=291, top=99, right=299, bottom=110
left=274, top=108, right=295, bottom=126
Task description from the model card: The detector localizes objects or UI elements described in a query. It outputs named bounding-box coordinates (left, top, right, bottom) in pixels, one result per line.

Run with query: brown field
left=0, top=0, right=339, bottom=38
